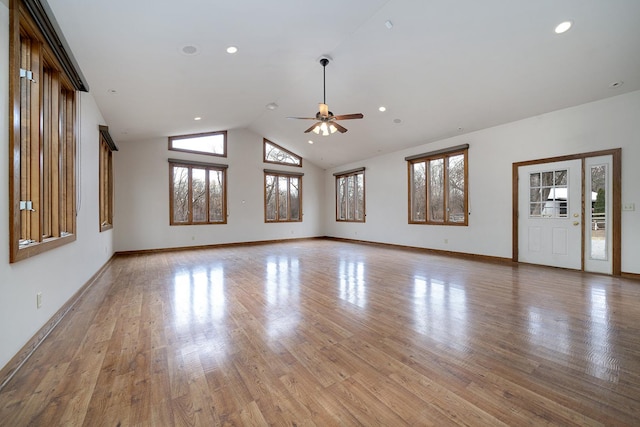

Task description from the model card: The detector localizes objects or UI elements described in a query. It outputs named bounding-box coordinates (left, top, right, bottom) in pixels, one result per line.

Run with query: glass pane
left=530, top=188, right=541, bottom=203
left=170, top=133, right=225, bottom=155
left=172, top=166, right=189, bottom=223
left=590, top=165, right=607, bottom=260
left=530, top=203, right=542, bottom=217
left=278, top=176, right=289, bottom=221
left=191, top=168, right=207, bottom=222
left=411, top=162, right=426, bottom=221
left=264, top=141, right=301, bottom=166
left=529, top=173, right=540, bottom=187
left=265, top=175, right=276, bottom=221
left=336, top=177, right=346, bottom=220
left=347, top=175, right=355, bottom=220
left=290, top=177, right=300, bottom=220
left=531, top=169, right=568, bottom=219
left=558, top=201, right=568, bottom=217
left=448, top=154, right=465, bottom=222
left=209, top=170, right=224, bottom=222
left=356, top=173, right=364, bottom=221
left=554, top=170, right=567, bottom=186
left=429, top=159, right=444, bottom=222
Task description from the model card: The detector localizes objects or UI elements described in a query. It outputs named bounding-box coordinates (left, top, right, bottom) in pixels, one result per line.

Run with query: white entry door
left=518, top=159, right=582, bottom=269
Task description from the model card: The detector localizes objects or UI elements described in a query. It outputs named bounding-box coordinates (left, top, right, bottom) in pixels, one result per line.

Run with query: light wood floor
left=1, top=239, right=640, bottom=426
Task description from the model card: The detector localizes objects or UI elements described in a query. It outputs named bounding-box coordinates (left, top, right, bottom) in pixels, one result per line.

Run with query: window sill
left=11, top=234, right=77, bottom=263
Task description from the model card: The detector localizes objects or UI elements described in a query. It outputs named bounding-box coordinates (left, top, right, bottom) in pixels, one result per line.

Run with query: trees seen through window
left=408, top=146, right=468, bottom=225
left=170, top=160, right=227, bottom=225
left=264, top=171, right=302, bottom=222
left=335, top=169, right=365, bottom=222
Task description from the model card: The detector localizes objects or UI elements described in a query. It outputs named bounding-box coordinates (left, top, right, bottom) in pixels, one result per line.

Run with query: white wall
left=325, top=90, right=640, bottom=274
left=114, top=128, right=325, bottom=252
left=0, top=3, right=115, bottom=370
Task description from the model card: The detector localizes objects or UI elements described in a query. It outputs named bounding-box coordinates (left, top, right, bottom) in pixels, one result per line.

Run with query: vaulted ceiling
left=45, top=0, right=640, bottom=169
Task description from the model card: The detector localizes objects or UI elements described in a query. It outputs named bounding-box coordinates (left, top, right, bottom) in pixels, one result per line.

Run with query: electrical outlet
left=623, top=202, right=635, bottom=211
left=36, top=292, right=42, bottom=309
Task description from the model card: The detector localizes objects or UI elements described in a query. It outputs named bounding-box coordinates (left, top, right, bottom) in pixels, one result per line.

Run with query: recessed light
left=107, top=89, right=117, bottom=94
left=554, top=21, right=572, bottom=34
left=384, top=20, right=393, bottom=30
left=308, top=140, right=314, bottom=144
left=378, top=106, right=387, bottom=112
left=194, top=117, right=202, bottom=121
left=266, top=102, right=278, bottom=110
left=609, top=81, right=624, bottom=88
left=393, top=118, right=402, bottom=124
left=226, top=46, right=238, bottom=54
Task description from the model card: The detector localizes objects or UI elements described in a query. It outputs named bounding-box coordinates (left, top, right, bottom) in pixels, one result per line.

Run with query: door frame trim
left=512, top=148, right=621, bottom=275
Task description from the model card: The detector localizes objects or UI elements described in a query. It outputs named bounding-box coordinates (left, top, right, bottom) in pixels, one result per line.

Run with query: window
left=335, top=168, right=365, bottom=222
left=263, top=139, right=302, bottom=167
left=9, top=0, right=88, bottom=262
left=407, top=144, right=468, bottom=225
left=528, top=169, right=568, bottom=218
left=169, top=131, right=227, bottom=157
left=169, top=159, right=228, bottom=225
left=264, top=170, right=303, bottom=222
left=99, top=126, right=118, bottom=231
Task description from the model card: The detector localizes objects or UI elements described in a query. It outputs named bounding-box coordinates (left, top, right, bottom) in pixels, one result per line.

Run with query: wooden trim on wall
left=115, top=237, right=325, bottom=256
left=404, top=144, right=470, bottom=162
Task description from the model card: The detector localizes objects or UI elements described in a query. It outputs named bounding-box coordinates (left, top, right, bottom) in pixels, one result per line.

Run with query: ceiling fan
left=288, top=57, right=364, bottom=136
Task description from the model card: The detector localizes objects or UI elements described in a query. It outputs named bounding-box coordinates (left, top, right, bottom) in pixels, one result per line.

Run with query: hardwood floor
left=1, top=239, right=640, bottom=426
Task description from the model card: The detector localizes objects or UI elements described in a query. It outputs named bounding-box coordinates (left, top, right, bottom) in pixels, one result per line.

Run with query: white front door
left=518, top=160, right=582, bottom=269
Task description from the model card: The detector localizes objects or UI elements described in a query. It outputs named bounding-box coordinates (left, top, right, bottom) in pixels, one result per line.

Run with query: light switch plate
left=623, top=203, right=635, bottom=211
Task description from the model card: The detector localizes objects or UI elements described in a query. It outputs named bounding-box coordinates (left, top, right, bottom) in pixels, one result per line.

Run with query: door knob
left=573, top=221, right=580, bottom=226
left=573, top=213, right=579, bottom=218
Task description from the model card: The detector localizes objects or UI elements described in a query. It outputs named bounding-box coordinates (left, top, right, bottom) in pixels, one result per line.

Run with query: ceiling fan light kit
left=289, top=57, right=364, bottom=136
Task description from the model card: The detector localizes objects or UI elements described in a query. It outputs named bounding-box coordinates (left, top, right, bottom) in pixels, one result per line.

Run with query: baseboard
left=327, top=236, right=640, bottom=280
left=115, top=236, right=324, bottom=256
left=324, top=236, right=514, bottom=265
left=0, top=256, right=115, bottom=391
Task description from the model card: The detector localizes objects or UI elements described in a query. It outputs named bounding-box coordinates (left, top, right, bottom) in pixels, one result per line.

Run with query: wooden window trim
left=99, top=126, right=117, bottom=232
left=168, top=130, right=227, bottom=157
left=335, top=168, right=366, bottom=223
left=168, top=159, right=228, bottom=226
left=263, top=171, right=303, bottom=223
left=263, top=139, right=303, bottom=167
left=9, top=0, right=82, bottom=263
left=407, top=146, right=469, bottom=226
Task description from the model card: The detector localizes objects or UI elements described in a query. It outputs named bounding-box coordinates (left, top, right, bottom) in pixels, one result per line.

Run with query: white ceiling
left=46, top=0, right=640, bottom=169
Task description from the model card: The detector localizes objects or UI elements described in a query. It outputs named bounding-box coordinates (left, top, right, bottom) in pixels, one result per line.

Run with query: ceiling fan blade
left=333, top=113, right=364, bottom=120
left=287, top=116, right=317, bottom=120
left=332, top=122, right=348, bottom=133
left=304, top=122, right=320, bottom=133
